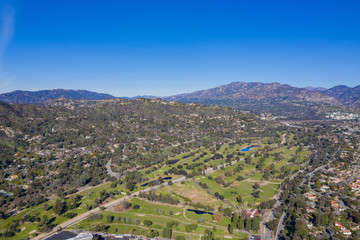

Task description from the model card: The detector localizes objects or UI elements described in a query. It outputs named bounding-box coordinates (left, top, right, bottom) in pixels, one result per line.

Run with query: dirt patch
left=100, top=197, right=113, bottom=206
left=29, top=230, right=37, bottom=234
left=171, top=182, right=220, bottom=205
left=112, top=202, right=131, bottom=212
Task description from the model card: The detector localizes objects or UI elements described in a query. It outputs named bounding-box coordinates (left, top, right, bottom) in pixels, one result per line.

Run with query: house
left=305, top=192, right=317, bottom=201
left=10, top=175, right=18, bottom=180
left=335, top=222, right=352, bottom=236
left=331, top=200, right=340, bottom=211
left=245, top=209, right=260, bottom=219
left=306, top=221, right=314, bottom=229
left=306, top=207, right=316, bottom=213
left=320, top=185, right=330, bottom=192
left=341, top=227, right=351, bottom=236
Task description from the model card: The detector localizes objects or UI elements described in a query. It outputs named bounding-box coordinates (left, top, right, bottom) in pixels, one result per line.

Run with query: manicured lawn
left=70, top=198, right=247, bottom=240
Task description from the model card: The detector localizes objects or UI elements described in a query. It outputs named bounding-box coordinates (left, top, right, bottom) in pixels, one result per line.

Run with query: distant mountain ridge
left=0, top=89, right=115, bottom=104
left=1, top=82, right=360, bottom=119
left=166, top=82, right=338, bottom=103
left=324, top=85, right=360, bottom=109
left=164, top=82, right=360, bottom=118
left=304, top=86, right=327, bottom=91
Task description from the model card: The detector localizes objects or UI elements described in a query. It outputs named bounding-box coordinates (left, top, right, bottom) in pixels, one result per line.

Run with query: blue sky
left=0, top=0, right=359, bottom=96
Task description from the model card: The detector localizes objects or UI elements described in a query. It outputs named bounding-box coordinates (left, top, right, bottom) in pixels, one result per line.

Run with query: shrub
left=148, top=230, right=159, bottom=238
left=132, top=204, right=140, bottom=209
left=143, top=220, right=153, bottom=226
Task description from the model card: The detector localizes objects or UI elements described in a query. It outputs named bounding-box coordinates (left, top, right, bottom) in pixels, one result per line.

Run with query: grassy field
left=70, top=198, right=248, bottom=240
left=155, top=181, right=223, bottom=208
left=1, top=138, right=308, bottom=239
left=0, top=182, right=126, bottom=239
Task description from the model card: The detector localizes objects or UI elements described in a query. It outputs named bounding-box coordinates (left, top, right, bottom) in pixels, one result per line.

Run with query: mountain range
left=163, top=82, right=360, bottom=118
left=0, top=89, right=114, bottom=104
left=1, top=82, right=359, bottom=118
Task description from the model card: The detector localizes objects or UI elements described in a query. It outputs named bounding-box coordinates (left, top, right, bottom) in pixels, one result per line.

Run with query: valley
left=0, top=97, right=359, bottom=240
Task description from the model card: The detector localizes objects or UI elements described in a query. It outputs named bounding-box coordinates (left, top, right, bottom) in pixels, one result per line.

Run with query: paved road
left=346, top=170, right=360, bottom=184
left=274, top=212, right=286, bottom=240
left=106, top=159, right=120, bottom=178
left=33, top=144, right=254, bottom=240
left=33, top=176, right=186, bottom=240
left=260, top=169, right=302, bottom=240
left=280, top=133, right=287, bottom=145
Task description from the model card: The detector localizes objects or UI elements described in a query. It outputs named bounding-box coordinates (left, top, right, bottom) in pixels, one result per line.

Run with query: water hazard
left=187, top=209, right=214, bottom=215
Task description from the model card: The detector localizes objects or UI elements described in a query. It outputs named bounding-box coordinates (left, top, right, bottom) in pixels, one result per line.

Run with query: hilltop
left=164, top=82, right=360, bottom=118
left=0, top=89, right=114, bottom=104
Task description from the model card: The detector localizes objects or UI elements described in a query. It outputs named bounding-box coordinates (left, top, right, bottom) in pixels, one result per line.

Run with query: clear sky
left=0, top=0, right=359, bottom=96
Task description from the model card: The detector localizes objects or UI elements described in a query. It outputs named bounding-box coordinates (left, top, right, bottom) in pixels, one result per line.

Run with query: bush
left=143, top=220, right=153, bottom=226
left=223, top=208, right=232, bottom=217
left=106, top=215, right=114, bottom=223
left=148, top=230, right=159, bottom=238
left=132, top=204, right=140, bottom=209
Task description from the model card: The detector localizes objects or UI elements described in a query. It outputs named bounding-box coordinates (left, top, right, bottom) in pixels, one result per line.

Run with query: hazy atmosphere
left=0, top=0, right=359, bottom=96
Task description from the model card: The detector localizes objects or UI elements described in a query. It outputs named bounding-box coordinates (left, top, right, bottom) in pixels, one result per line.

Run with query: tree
left=143, top=220, right=153, bottom=226
left=163, top=227, right=172, bottom=239
left=53, top=199, right=65, bottom=216
left=202, top=229, right=216, bottom=240
left=132, top=204, right=140, bottom=209
left=238, top=214, right=245, bottom=229
left=245, top=156, right=251, bottom=165
left=267, top=219, right=278, bottom=232
left=126, top=181, right=136, bottom=191
left=228, top=223, right=234, bottom=234
left=223, top=208, right=232, bottom=217
left=252, top=217, right=260, bottom=232
left=148, top=230, right=159, bottom=238
left=245, top=217, right=252, bottom=231
left=107, top=215, right=114, bottom=223
left=67, top=195, right=78, bottom=209
left=315, top=213, right=329, bottom=226
left=236, top=195, right=243, bottom=204
left=232, top=214, right=239, bottom=225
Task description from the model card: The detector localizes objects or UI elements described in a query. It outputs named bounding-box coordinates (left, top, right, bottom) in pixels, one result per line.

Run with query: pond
left=240, top=145, right=260, bottom=152
left=187, top=209, right=214, bottom=215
